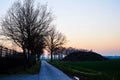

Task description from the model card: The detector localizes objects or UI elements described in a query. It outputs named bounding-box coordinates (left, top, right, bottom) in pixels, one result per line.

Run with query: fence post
left=0, top=46, right=2, bottom=57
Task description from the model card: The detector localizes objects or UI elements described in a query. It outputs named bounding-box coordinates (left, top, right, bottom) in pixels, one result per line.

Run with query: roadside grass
left=0, top=61, right=41, bottom=78
left=17, top=61, right=41, bottom=74
left=49, top=59, right=120, bottom=80
left=0, top=61, right=41, bottom=75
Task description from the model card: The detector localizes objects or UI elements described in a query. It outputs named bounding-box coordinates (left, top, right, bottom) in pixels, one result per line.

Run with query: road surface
left=0, top=75, right=38, bottom=80
left=39, top=60, right=72, bottom=80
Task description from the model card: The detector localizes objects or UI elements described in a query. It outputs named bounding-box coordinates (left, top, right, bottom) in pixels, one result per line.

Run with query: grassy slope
left=50, top=59, right=120, bottom=80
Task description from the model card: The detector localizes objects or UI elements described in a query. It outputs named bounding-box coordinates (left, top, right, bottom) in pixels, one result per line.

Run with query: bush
left=62, top=51, right=108, bottom=62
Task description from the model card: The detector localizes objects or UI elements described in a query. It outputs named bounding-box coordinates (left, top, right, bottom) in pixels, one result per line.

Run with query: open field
left=50, top=59, right=120, bottom=80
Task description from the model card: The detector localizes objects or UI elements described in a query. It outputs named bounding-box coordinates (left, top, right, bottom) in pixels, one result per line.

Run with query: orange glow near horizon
left=0, top=36, right=120, bottom=55
left=65, top=34, right=120, bottom=53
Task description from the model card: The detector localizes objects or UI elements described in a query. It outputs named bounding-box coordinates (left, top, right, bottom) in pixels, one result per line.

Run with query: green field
left=50, top=59, right=120, bottom=80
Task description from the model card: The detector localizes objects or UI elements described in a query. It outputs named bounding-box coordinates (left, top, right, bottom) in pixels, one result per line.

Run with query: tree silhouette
left=45, top=27, right=66, bottom=62
left=1, top=0, right=53, bottom=63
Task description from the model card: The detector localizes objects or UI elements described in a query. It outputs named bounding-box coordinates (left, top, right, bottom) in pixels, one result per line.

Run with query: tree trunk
left=51, top=51, right=53, bottom=62
left=23, top=47, right=27, bottom=69
left=37, top=52, right=40, bottom=61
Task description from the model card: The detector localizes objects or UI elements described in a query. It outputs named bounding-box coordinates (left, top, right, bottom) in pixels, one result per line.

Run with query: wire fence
left=0, top=46, right=17, bottom=58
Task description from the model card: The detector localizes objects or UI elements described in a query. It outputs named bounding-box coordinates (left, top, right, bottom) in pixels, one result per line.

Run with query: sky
left=0, top=0, right=120, bottom=56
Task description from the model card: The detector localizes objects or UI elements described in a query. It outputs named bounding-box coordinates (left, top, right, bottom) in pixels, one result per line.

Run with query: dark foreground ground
left=0, top=61, right=72, bottom=80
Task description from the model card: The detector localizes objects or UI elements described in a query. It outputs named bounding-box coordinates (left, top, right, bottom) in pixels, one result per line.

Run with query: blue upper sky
left=0, top=0, right=120, bottom=56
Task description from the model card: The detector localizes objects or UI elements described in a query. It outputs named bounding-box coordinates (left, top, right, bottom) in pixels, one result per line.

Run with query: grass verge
left=0, top=61, right=41, bottom=75
left=17, top=61, right=41, bottom=74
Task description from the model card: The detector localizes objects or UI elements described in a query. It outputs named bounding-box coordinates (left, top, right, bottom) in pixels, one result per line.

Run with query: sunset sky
left=0, top=0, right=120, bottom=56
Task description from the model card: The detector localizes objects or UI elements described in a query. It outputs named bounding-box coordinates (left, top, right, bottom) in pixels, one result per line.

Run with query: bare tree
left=53, top=47, right=66, bottom=60
left=1, top=0, right=53, bottom=63
left=45, top=27, right=66, bottom=62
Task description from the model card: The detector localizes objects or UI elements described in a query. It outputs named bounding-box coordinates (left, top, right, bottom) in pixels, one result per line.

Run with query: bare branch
left=1, top=0, right=54, bottom=58
left=45, top=26, right=66, bottom=62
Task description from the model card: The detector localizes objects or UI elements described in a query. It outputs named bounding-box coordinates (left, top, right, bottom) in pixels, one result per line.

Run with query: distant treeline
left=105, top=56, right=120, bottom=59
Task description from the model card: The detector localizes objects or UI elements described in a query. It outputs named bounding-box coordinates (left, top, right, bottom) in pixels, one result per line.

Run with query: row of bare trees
left=0, top=0, right=66, bottom=63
